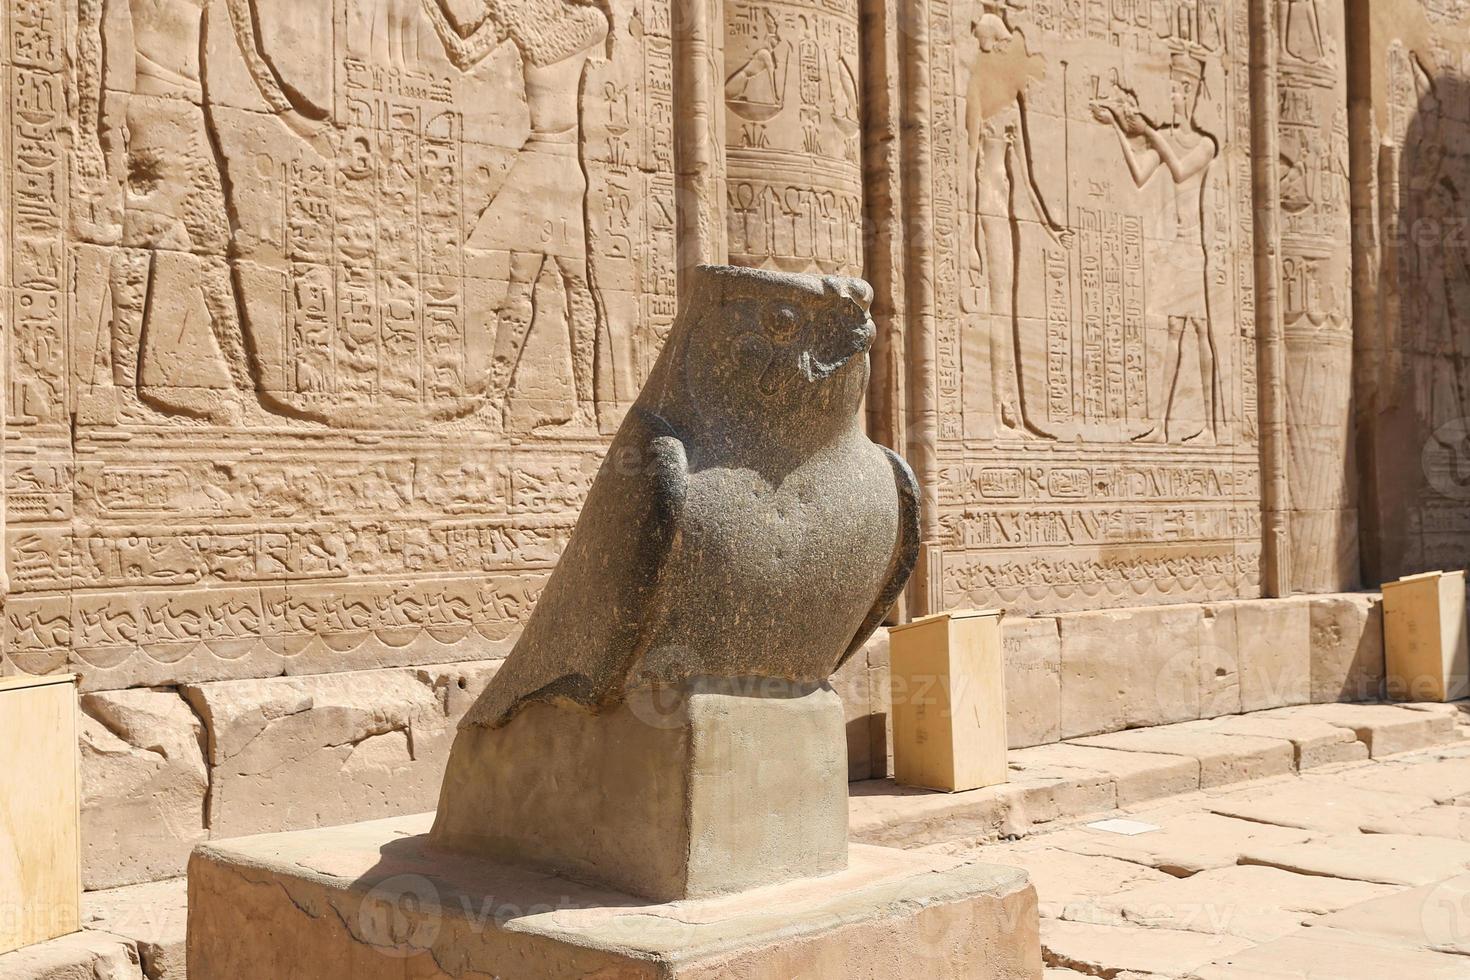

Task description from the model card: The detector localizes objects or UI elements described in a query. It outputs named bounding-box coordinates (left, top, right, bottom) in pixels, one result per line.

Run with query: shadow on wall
left=1377, top=52, right=1470, bottom=580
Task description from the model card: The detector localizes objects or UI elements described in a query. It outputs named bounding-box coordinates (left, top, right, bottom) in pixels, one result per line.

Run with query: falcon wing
left=835, top=446, right=921, bottom=671
left=463, top=408, right=688, bottom=728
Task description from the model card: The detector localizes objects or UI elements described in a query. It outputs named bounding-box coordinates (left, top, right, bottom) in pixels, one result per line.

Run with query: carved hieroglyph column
left=722, top=0, right=865, bottom=275
left=1276, top=0, right=1360, bottom=591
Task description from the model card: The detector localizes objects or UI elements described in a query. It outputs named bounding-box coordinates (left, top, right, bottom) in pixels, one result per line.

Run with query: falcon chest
left=659, top=441, right=899, bottom=676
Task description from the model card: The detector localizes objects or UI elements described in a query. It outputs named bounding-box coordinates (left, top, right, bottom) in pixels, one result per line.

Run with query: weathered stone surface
left=1334, top=754, right=1470, bottom=803
left=1059, top=605, right=1203, bottom=739
left=433, top=680, right=849, bottom=903
left=1042, top=920, right=1253, bottom=978
left=81, top=880, right=186, bottom=980
left=186, top=815, right=1042, bottom=980
left=1179, top=713, right=1368, bottom=769
left=1087, top=864, right=1393, bottom=942
left=1216, top=598, right=1312, bottom=713
left=1198, top=605, right=1243, bottom=719
left=1073, top=727, right=1294, bottom=789
left=1309, top=594, right=1386, bottom=704
left=849, top=780, right=1019, bottom=849
left=1274, top=702, right=1457, bottom=757
left=1003, top=616, right=1062, bottom=749
left=1049, top=811, right=1315, bottom=877
left=1010, top=742, right=1199, bottom=807
left=832, top=645, right=875, bottom=780
left=182, top=662, right=497, bottom=839
left=1361, top=804, right=1470, bottom=840
left=78, top=690, right=207, bottom=890
left=1000, top=768, right=1117, bottom=834
left=969, top=845, right=1172, bottom=920
left=1190, top=929, right=1470, bottom=979
left=1309, top=873, right=1470, bottom=956
left=0, top=931, right=141, bottom=980
left=1206, top=777, right=1432, bottom=833
left=1240, top=833, right=1470, bottom=886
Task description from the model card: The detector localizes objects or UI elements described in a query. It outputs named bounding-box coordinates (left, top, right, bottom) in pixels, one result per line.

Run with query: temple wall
left=1, top=0, right=1466, bottom=890
left=1350, top=0, right=1470, bottom=582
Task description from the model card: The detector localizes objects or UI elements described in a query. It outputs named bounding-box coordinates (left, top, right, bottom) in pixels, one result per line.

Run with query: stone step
left=850, top=701, right=1466, bottom=849
left=0, top=931, right=142, bottom=980
left=81, top=879, right=186, bottom=980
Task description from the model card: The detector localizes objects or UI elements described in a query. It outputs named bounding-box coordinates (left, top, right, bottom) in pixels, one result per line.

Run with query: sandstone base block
left=186, top=814, right=1042, bottom=980
left=433, top=679, right=848, bottom=902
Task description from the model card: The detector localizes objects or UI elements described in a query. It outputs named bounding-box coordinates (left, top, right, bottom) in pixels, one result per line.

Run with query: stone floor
left=853, top=701, right=1470, bottom=979
left=6, top=700, right=1469, bottom=979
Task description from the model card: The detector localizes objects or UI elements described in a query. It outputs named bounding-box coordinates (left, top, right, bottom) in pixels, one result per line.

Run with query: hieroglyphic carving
left=4, top=0, right=677, bottom=688
left=723, top=0, right=863, bottom=273
left=919, top=0, right=1261, bottom=613
left=1274, top=0, right=1358, bottom=591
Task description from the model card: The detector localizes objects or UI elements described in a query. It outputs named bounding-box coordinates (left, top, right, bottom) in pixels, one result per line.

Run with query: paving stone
left=1179, top=713, right=1368, bottom=769
left=1189, top=928, right=1470, bottom=979
left=1333, top=754, right=1470, bottom=802
left=81, top=878, right=186, bottom=980
left=969, top=845, right=1173, bottom=919
left=1087, top=864, right=1395, bottom=942
left=1010, top=743, right=1199, bottom=807
left=1206, top=775, right=1433, bottom=832
left=1361, top=803, right=1470, bottom=839
left=1042, top=919, right=1253, bottom=978
left=1272, top=702, right=1456, bottom=757
left=1308, top=872, right=1470, bottom=955
left=848, top=779, right=1018, bottom=848
left=1240, top=832, right=1470, bottom=886
left=1049, top=811, right=1315, bottom=877
left=0, top=931, right=142, bottom=980
left=1002, top=767, right=1118, bottom=833
left=1073, top=727, right=1294, bottom=789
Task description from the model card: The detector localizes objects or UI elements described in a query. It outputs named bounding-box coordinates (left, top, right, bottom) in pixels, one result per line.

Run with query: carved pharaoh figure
left=77, top=0, right=252, bottom=422
left=420, top=0, right=612, bottom=433
left=1094, top=52, right=1223, bottom=445
left=959, top=5, right=1070, bottom=440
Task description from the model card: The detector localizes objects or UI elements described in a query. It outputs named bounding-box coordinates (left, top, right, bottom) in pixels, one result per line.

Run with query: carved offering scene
left=926, top=0, right=1262, bottom=612
left=5, top=0, right=678, bottom=686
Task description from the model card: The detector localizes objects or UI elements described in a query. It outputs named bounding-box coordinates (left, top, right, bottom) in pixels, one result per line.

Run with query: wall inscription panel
left=3, top=0, right=677, bottom=690
left=723, top=0, right=864, bottom=273
left=920, top=0, right=1262, bottom=613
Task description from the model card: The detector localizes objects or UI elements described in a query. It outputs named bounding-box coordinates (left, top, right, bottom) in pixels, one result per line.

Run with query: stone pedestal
left=186, top=814, right=1041, bottom=980
left=433, top=679, right=850, bottom=901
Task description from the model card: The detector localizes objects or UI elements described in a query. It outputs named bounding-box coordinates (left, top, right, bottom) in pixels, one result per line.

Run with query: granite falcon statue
left=462, top=264, right=921, bottom=729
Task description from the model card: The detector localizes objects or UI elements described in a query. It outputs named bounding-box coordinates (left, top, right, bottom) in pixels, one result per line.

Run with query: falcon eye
left=766, top=306, right=799, bottom=342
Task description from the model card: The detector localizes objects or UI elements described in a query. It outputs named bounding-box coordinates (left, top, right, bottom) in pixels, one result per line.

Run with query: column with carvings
left=721, top=0, right=865, bottom=275
left=1276, top=0, right=1360, bottom=591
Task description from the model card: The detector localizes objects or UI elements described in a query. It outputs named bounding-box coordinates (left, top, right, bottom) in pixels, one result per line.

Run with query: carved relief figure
left=1093, top=52, right=1222, bottom=445
left=1403, top=53, right=1470, bottom=447
left=1281, top=0, right=1324, bottom=64
left=959, top=4, right=1070, bottom=439
left=421, top=0, right=612, bottom=433
left=725, top=9, right=788, bottom=130
left=75, top=0, right=295, bottom=423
